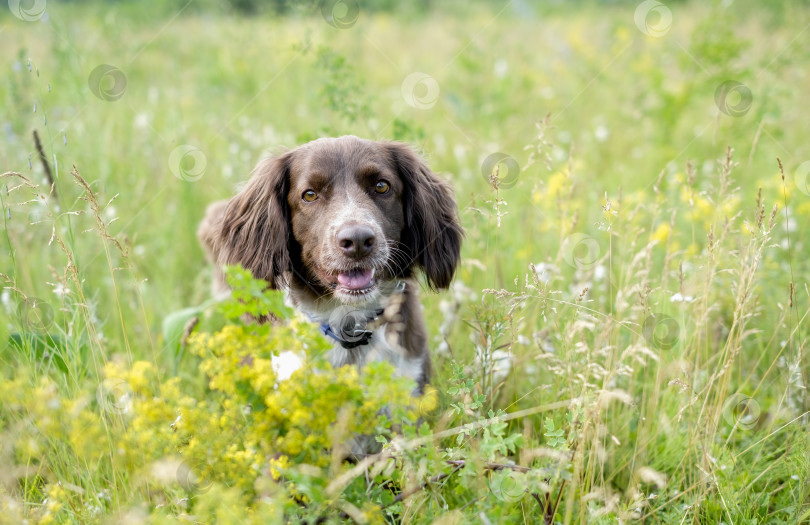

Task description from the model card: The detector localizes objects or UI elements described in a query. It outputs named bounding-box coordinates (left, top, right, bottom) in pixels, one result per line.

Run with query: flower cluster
left=0, top=281, right=429, bottom=523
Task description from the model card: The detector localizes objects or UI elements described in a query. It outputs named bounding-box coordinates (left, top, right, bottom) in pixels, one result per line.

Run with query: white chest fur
left=329, top=323, right=426, bottom=387
left=292, top=280, right=425, bottom=388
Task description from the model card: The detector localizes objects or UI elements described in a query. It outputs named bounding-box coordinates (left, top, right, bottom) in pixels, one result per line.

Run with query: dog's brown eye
left=302, top=190, right=318, bottom=202
left=375, top=180, right=390, bottom=194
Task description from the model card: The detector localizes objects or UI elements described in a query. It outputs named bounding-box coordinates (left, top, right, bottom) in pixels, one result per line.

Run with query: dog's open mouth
left=317, top=266, right=378, bottom=296
left=337, top=268, right=375, bottom=292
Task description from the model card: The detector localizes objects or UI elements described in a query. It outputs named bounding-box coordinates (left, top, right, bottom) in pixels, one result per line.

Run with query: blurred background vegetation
left=3, top=0, right=809, bottom=345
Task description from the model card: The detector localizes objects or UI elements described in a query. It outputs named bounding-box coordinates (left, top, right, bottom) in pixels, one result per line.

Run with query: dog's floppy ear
left=216, top=151, right=295, bottom=288
left=387, top=142, right=463, bottom=290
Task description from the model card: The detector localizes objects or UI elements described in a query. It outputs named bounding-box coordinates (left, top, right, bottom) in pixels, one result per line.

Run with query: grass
left=1, top=0, right=810, bottom=523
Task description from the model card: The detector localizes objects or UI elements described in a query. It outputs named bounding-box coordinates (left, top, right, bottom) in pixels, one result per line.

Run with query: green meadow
left=1, top=0, right=809, bottom=522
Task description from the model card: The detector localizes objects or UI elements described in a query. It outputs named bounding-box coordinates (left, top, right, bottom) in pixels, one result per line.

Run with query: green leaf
left=219, top=265, right=294, bottom=321
left=162, top=303, right=210, bottom=350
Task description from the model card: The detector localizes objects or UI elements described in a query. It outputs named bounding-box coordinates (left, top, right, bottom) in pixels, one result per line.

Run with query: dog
left=198, top=136, right=463, bottom=391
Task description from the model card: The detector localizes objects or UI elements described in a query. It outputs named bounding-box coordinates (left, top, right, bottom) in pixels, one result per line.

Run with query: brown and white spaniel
left=198, top=136, right=463, bottom=391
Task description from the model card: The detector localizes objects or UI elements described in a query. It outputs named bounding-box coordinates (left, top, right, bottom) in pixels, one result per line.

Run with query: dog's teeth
left=371, top=268, right=376, bottom=278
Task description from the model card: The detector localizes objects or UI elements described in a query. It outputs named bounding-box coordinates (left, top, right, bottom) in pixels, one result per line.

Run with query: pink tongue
left=337, top=268, right=374, bottom=290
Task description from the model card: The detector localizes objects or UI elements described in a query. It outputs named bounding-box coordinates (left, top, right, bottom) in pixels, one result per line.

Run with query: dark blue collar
left=312, top=280, right=407, bottom=349
left=319, top=308, right=385, bottom=349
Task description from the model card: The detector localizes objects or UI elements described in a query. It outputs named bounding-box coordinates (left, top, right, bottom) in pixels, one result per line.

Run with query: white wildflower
left=531, top=262, right=556, bottom=283
left=51, top=282, right=69, bottom=298
left=670, top=292, right=695, bottom=303
left=595, top=125, right=609, bottom=142
left=493, top=59, right=508, bottom=78
left=272, top=351, right=304, bottom=382
left=476, top=349, right=513, bottom=383
left=134, top=113, right=149, bottom=130
left=1, top=289, right=11, bottom=314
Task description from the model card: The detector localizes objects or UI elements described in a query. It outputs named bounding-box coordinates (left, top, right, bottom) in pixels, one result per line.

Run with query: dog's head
left=215, top=136, right=463, bottom=306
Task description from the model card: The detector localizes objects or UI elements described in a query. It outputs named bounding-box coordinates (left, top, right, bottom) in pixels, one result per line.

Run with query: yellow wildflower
left=269, top=455, right=290, bottom=481
left=651, top=223, right=670, bottom=243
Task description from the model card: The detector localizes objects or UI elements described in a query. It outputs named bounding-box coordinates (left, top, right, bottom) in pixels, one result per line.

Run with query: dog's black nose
left=337, top=225, right=376, bottom=259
